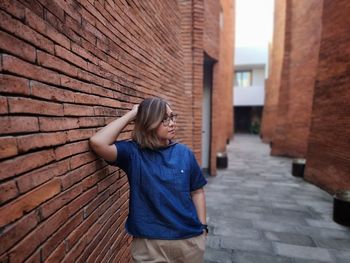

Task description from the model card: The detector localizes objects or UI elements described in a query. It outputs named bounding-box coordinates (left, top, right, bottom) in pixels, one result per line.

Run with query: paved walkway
left=204, top=134, right=350, bottom=263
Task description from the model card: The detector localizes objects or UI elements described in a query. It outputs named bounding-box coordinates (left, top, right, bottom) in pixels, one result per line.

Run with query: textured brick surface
left=304, top=0, right=350, bottom=192
left=271, top=0, right=323, bottom=157
left=0, top=0, right=234, bottom=261
left=210, top=0, right=235, bottom=175
left=261, top=0, right=287, bottom=143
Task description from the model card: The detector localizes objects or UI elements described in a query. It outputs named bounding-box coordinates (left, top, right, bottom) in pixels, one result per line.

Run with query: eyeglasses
left=162, top=114, right=177, bottom=126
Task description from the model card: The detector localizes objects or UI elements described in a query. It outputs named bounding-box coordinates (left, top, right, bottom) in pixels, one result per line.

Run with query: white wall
left=234, top=46, right=267, bottom=106
left=234, top=68, right=265, bottom=106
left=235, top=46, right=268, bottom=66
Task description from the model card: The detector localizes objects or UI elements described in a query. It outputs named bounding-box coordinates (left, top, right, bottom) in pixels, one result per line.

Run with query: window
left=235, top=71, right=252, bottom=87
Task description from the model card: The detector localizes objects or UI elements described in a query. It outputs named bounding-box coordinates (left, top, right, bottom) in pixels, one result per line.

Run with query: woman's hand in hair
left=130, top=104, right=139, bottom=121
left=89, top=104, right=138, bottom=162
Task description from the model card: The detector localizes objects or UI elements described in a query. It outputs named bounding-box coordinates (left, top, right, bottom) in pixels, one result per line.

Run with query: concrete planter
left=333, top=191, right=350, bottom=227
left=292, top=158, right=306, bottom=177
left=216, top=152, right=228, bottom=169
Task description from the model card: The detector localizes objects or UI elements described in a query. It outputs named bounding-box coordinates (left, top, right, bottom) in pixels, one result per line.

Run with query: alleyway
left=204, top=134, right=350, bottom=263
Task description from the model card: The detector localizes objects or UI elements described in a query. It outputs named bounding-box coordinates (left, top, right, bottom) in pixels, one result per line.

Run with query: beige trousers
left=131, top=234, right=206, bottom=263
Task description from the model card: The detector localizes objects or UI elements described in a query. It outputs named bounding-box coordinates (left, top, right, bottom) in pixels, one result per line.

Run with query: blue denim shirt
left=110, top=140, right=207, bottom=240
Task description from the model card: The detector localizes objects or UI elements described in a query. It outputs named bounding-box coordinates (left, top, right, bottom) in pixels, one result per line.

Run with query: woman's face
left=156, top=105, right=176, bottom=145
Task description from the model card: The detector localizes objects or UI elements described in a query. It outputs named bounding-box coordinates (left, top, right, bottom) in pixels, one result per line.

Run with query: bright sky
left=235, top=0, right=274, bottom=47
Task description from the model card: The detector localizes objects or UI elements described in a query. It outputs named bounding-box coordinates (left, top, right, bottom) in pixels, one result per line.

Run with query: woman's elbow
left=89, top=136, right=102, bottom=152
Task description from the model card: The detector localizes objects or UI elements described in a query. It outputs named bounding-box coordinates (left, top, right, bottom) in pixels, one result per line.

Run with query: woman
left=89, top=97, right=208, bottom=263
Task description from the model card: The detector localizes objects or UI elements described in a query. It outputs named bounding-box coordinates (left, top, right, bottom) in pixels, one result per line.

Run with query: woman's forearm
left=191, top=188, right=207, bottom=225
left=89, top=105, right=138, bottom=161
left=90, top=110, right=135, bottom=146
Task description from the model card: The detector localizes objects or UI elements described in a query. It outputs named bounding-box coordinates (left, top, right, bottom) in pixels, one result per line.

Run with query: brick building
left=262, top=0, right=350, bottom=193
left=0, top=0, right=234, bottom=262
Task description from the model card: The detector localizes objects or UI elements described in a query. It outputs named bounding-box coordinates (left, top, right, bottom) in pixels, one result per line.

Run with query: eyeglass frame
left=161, top=114, right=178, bottom=126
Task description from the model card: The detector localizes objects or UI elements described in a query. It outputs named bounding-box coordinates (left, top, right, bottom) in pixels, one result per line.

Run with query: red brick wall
left=210, top=0, right=234, bottom=175
left=191, top=0, right=205, bottom=161
left=261, top=0, right=287, bottom=143
left=0, top=0, right=234, bottom=261
left=305, top=0, right=350, bottom=193
left=271, top=0, right=323, bottom=157
left=204, top=0, right=220, bottom=60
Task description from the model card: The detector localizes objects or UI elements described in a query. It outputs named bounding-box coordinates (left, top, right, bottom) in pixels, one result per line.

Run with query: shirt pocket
left=173, top=168, right=190, bottom=192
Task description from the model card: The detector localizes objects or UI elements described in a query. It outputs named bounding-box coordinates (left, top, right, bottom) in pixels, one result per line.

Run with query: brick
left=41, top=211, right=83, bottom=260
left=55, top=0, right=82, bottom=24
left=60, top=75, right=91, bottom=93
left=0, top=136, right=18, bottom=159
left=1, top=148, right=55, bottom=180
left=40, top=183, right=83, bottom=219
left=84, top=190, right=109, bottom=218
left=39, top=117, right=79, bottom=132
left=0, top=180, right=18, bottom=205
left=45, top=242, right=65, bottom=263
left=63, top=103, right=94, bottom=116
left=8, top=206, right=69, bottom=263
left=0, top=96, right=8, bottom=114
left=0, top=74, right=30, bottom=95
left=97, top=173, right=119, bottom=193
left=25, top=250, right=41, bottom=263
left=108, top=173, right=126, bottom=195
left=71, top=42, right=99, bottom=65
left=60, top=160, right=104, bottom=190
left=0, top=9, right=54, bottom=53
left=8, top=97, right=64, bottom=116
left=55, top=45, right=88, bottom=69
left=78, top=117, right=105, bottom=128
left=69, top=151, right=97, bottom=170
left=17, top=0, right=43, bottom=18
left=0, top=211, right=38, bottom=256
left=17, top=131, right=67, bottom=153
left=0, top=178, right=61, bottom=228
left=25, top=7, right=70, bottom=49
left=0, top=0, right=26, bottom=20
left=66, top=14, right=96, bottom=45
left=62, top=236, right=87, bottom=263
left=73, top=92, right=100, bottom=105
left=37, top=50, right=78, bottom=77
left=65, top=208, right=99, bottom=251
left=37, top=0, right=65, bottom=22
left=66, top=128, right=94, bottom=142
left=54, top=140, right=89, bottom=161
left=16, top=159, right=70, bottom=194
left=0, top=116, right=39, bottom=135
left=93, top=106, right=117, bottom=116
left=82, top=166, right=110, bottom=191
left=2, top=55, right=60, bottom=85
left=0, top=30, right=36, bottom=62
left=67, top=187, right=98, bottom=217
left=30, top=80, right=75, bottom=103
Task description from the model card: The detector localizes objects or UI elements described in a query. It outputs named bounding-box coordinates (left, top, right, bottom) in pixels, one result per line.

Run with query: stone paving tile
left=204, top=134, right=350, bottom=263
left=232, top=251, right=293, bottom=263
left=221, top=237, right=273, bottom=253
left=313, top=237, right=350, bottom=251
left=272, top=243, right=334, bottom=262
left=330, top=250, right=350, bottom=263
left=264, top=231, right=316, bottom=247
left=204, top=248, right=233, bottom=263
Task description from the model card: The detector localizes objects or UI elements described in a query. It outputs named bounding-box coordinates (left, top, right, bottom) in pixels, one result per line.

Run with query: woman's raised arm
left=89, top=105, right=138, bottom=162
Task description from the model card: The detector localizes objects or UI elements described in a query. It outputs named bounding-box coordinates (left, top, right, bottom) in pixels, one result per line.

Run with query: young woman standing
left=89, top=97, right=207, bottom=262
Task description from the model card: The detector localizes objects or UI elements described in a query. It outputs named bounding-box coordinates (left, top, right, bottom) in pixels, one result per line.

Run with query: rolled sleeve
left=107, top=140, right=133, bottom=173
left=189, top=151, right=207, bottom=191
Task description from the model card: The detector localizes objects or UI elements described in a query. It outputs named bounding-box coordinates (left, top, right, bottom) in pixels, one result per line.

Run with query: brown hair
left=132, top=97, right=169, bottom=149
